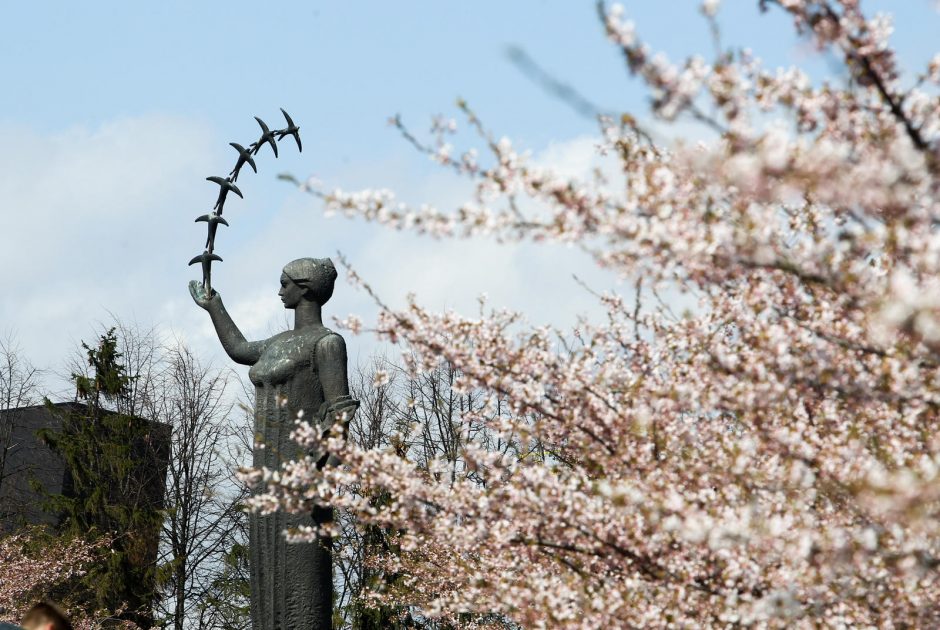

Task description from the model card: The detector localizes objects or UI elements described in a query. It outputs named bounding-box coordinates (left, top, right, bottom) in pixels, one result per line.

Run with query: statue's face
left=278, top=273, right=305, bottom=309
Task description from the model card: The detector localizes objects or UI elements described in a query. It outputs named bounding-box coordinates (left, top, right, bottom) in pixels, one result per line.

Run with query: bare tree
left=152, top=342, right=251, bottom=630
left=0, top=332, right=43, bottom=524
left=111, top=319, right=162, bottom=419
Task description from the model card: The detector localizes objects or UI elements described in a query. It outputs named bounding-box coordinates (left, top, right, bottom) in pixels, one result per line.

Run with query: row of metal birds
left=189, top=108, right=302, bottom=291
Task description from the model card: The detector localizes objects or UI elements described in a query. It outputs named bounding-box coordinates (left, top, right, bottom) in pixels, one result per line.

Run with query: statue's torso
left=249, top=327, right=333, bottom=387
left=249, top=327, right=334, bottom=429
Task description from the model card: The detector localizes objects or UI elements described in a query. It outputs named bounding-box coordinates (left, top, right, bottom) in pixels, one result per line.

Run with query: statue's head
left=280, top=257, right=337, bottom=308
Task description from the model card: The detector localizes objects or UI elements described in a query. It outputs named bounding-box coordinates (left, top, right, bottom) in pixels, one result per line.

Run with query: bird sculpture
left=195, top=212, right=229, bottom=250
left=250, top=116, right=279, bottom=157
left=191, top=111, right=302, bottom=292
left=228, top=142, right=257, bottom=182
left=188, top=251, right=223, bottom=292
left=277, top=108, right=302, bottom=152
left=206, top=176, right=243, bottom=211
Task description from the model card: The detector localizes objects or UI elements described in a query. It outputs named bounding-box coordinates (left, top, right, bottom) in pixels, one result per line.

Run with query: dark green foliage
left=37, top=329, right=166, bottom=629
left=194, top=542, right=251, bottom=629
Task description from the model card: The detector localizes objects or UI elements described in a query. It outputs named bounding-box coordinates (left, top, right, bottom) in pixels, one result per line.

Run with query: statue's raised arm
left=188, top=280, right=267, bottom=365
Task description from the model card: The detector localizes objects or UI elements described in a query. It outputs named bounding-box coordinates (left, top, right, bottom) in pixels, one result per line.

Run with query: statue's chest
left=249, top=335, right=315, bottom=386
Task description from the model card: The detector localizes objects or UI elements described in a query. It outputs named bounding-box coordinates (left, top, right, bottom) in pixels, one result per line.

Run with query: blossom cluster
left=0, top=529, right=136, bottom=629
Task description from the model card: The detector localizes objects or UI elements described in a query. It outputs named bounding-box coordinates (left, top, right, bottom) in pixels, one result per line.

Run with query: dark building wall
left=0, top=403, right=73, bottom=528
left=0, top=400, right=170, bottom=538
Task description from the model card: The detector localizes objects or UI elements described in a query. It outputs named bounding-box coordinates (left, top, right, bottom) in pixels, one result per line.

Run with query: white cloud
left=533, top=135, right=605, bottom=178
left=0, top=115, right=219, bottom=390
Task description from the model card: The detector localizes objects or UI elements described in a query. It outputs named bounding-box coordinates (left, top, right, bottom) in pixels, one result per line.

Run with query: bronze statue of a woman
left=189, top=257, right=358, bottom=630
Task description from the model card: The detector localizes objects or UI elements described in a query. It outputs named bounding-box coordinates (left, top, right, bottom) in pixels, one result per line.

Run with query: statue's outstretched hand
left=189, top=280, right=219, bottom=310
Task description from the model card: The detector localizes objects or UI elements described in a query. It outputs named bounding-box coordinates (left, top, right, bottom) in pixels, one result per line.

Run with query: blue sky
left=1, top=1, right=938, bottom=394
left=4, top=1, right=937, bottom=145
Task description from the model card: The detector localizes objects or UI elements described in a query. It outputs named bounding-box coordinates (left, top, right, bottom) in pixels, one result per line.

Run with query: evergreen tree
left=195, top=542, right=251, bottom=629
left=38, top=328, right=167, bottom=628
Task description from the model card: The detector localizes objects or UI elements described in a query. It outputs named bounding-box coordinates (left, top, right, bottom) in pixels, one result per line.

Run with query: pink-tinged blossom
left=0, top=530, right=138, bottom=629
left=929, top=54, right=940, bottom=84
left=336, top=313, right=364, bottom=335
left=372, top=369, right=390, bottom=388
left=702, top=0, right=721, bottom=17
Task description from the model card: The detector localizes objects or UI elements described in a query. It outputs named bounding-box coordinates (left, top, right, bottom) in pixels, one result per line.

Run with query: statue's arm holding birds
left=188, top=280, right=268, bottom=365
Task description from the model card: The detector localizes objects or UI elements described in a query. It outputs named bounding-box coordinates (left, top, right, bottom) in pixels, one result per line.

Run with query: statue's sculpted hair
left=282, top=257, right=338, bottom=306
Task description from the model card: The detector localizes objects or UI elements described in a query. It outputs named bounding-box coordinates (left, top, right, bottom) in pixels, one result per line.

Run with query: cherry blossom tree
left=259, top=1, right=940, bottom=626
left=0, top=528, right=138, bottom=629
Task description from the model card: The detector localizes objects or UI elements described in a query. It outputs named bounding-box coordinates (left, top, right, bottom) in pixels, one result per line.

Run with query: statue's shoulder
left=291, top=326, right=342, bottom=350
left=313, top=329, right=347, bottom=360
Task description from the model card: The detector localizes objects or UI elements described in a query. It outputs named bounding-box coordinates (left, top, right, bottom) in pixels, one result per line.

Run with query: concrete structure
left=0, top=401, right=170, bottom=535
